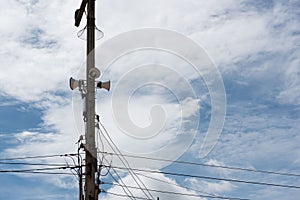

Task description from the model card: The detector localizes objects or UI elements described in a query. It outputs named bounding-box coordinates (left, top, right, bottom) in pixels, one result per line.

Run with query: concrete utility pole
left=75, top=0, right=97, bottom=200
left=85, top=0, right=97, bottom=199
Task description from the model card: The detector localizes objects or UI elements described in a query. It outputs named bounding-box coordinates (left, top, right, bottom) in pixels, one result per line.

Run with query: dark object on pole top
left=75, top=0, right=88, bottom=27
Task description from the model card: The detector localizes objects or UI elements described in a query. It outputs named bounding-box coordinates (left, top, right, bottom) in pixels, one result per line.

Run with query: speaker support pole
left=74, top=1, right=108, bottom=199
left=85, top=0, right=97, bottom=200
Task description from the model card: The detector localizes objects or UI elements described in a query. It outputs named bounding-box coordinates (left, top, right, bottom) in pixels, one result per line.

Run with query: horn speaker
left=97, top=81, right=110, bottom=91
left=69, top=77, right=79, bottom=90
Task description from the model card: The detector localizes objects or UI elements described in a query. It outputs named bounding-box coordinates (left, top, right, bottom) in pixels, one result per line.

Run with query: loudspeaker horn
left=69, top=77, right=79, bottom=90
left=97, top=80, right=110, bottom=91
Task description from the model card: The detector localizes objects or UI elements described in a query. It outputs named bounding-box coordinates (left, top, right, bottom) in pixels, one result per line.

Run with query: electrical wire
left=3, top=171, right=75, bottom=175
left=136, top=172, right=219, bottom=198
left=0, top=153, right=78, bottom=161
left=103, top=191, right=152, bottom=200
left=99, top=151, right=300, bottom=178
left=98, top=154, right=113, bottom=177
left=101, top=167, right=110, bottom=177
left=96, top=127, right=105, bottom=164
left=99, top=122, right=155, bottom=199
left=96, top=123, right=135, bottom=198
left=0, top=166, right=79, bottom=178
left=0, top=161, right=73, bottom=167
left=108, top=165, right=133, bottom=199
left=105, top=165, right=300, bottom=190
left=103, top=182, right=250, bottom=200
left=99, top=140, right=139, bottom=200
left=0, top=153, right=81, bottom=178
left=107, top=169, right=136, bottom=200
left=0, top=166, right=78, bottom=173
left=98, top=135, right=137, bottom=200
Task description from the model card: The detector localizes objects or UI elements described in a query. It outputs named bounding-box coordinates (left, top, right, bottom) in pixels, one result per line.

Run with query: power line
left=102, top=191, right=152, bottom=200
left=0, top=161, right=73, bottom=167
left=99, top=151, right=300, bottom=178
left=0, top=153, right=78, bottom=161
left=137, top=172, right=219, bottom=198
left=99, top=122, right=155, bottom=199
left=107, top=167, right=136, bottom=200
left=0, top=166, right=78, bottom=173
left=100, top=153, right=233, bottom=199
left=99, top=126, right=151, bottom=199
left=105, top=165, right=300, bottom=190
left=3, top=171, right=75, bottom=175
left=0, top=164, right=80, bottom=177
left=103, top=182, right=250, bottom=200
left=97, top=141, right=138, bottom=200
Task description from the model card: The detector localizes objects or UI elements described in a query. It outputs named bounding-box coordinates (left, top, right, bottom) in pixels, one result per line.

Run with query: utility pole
left=74, top=0, right=97, bottom=200
left=85, top=0, right=97, bottom=199
left=73, top=0, right=109, bottom=198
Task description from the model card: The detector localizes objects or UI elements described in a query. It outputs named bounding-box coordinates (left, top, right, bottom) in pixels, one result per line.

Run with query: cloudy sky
left=0, top=0, right=300, bottom=199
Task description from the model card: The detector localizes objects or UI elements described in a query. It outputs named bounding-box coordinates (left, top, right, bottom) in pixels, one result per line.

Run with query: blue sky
left=1, top=0, right=300, bottom=199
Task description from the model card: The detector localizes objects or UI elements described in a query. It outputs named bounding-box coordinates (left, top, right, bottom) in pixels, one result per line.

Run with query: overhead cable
left=99, top=122, right=155, bottom=199
left=105, top=165, right=300, bottom=190
left=103, top=182, right=250, bottom=200
left=103, top=191, right=152, bottom=200
left=0, top=153, right=78, bottom=161
left=99, top=151, right=300, bottom=177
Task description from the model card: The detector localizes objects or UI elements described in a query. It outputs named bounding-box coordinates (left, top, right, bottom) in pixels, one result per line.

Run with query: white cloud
left=101, top=172, right=205, bottom=200
left=205, top=159, right=232, bottom=177
left=1, top=0, right=300, bottom=199
left=0, top=0, right=83, bottom=101
left=277, top=54, right=300, bottom=105
left=182, top=97, right=200, bottom=118
left=1, top=96, right=79, bottom=188
left=188, top=178, right=236, bottom=194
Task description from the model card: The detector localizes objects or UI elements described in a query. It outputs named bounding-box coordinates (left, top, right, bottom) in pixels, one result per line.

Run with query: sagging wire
left=63, top=154, right=79, bottom=179
left=137, top=172, right=219, bottom=198
left=95, top=116, right=136, bottom=199
left=100, top=158, right=112, bottom=177
left=98, top=121, right=155, bottom=200
left=107, top=167, right=136, bottom=200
